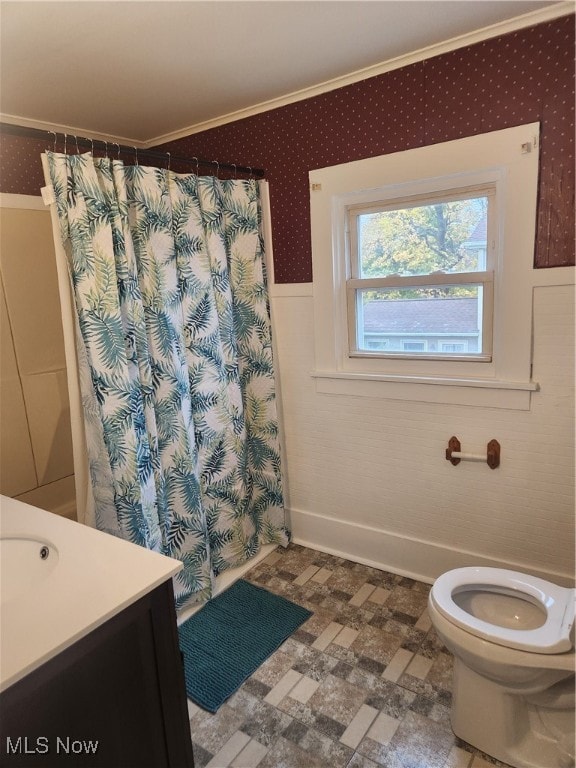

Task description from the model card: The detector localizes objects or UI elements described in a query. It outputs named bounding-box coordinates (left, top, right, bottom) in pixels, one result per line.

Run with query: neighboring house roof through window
left=463, top=212, right=488, bottom=248
left=363, top=297, right=479, bottom=334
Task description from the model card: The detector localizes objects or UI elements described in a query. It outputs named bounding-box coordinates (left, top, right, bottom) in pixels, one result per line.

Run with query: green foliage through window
left=357, top=195, right=488, bottom=297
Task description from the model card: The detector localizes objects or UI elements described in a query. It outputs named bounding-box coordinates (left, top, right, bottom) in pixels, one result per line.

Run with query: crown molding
left=147, top=1, right=574, bottom=147
left=0, top=114, right=147, bottom=148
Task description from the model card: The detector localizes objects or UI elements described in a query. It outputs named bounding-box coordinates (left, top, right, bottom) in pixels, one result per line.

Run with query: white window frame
left=309, top=123, right=540, bottom=409
left=347, top=185, right=494, bottom=362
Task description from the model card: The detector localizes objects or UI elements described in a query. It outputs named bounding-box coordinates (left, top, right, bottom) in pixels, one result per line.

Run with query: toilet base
left=451, top=659, right=575, bottom=768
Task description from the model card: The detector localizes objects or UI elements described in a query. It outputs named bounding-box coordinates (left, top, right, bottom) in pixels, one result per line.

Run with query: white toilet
left=428, top=567, right=575, bottom=768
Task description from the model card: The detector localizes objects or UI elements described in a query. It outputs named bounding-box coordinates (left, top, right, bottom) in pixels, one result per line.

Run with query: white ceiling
left=0, top=1, right=570, bottom=146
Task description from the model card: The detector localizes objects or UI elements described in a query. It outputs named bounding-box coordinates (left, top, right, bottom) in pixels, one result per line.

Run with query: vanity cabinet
left=0, top=580, right=194, bottom=768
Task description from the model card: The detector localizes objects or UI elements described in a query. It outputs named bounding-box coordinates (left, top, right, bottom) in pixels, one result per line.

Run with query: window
left=402, top=341, right=427, bottom=352
left=309, top=123, right=540, bottom=409
left=441, top=342, right=467, bottom=353
left=347, top=188, right=493, bottom=360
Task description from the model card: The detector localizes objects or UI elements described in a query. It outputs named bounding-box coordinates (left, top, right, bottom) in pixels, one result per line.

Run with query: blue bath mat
left=178, top=578, right=312, bottom=713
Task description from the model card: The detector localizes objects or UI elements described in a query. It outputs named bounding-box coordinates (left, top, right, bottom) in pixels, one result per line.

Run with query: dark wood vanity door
left=0, top=581, right=194, bottom=768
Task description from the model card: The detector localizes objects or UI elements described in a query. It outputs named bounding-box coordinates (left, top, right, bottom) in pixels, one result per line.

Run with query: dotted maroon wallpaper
left=1, top=15, right=573, bottom=281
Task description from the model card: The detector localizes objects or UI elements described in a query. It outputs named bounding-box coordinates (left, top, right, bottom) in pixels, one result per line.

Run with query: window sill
left=311, top=370, right=538, bottom=410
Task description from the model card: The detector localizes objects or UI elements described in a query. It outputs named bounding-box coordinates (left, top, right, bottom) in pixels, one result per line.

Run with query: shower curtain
left=42, top=151, right=289, bottom=609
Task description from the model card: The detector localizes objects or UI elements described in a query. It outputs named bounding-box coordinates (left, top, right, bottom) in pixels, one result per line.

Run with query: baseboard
left=288, top=506, right=574, bottom=587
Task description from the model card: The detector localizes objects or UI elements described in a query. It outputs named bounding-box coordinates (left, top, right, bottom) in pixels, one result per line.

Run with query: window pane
left=358, top=196, right=488, bottom=278
left=357, top=285, right=483, bottom=355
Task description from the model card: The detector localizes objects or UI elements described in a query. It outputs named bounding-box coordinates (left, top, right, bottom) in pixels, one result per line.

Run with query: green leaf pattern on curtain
left=47, top=152, right=289, bottom=609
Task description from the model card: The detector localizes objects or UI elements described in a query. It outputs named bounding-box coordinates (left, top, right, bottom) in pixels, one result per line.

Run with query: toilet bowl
left=428, top=567, right=575, bottom=768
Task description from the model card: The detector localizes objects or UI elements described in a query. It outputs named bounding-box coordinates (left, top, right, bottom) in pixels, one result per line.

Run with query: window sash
left=347, top=272, right=494, bottom=361
left=347, top=184, right=495, bottom=281
left=347, top=270, right=493, bottom=290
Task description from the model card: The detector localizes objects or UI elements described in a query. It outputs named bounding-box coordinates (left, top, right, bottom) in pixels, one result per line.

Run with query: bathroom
left=0, top=3, right=574, bottom=768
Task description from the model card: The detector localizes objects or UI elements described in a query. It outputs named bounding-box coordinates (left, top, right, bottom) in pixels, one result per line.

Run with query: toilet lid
left=430, top=567, right=575, bottom=654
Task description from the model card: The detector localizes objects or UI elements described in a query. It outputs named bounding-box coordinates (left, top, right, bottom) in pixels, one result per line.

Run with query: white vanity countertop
left=0, top=495, right=183, bottom=692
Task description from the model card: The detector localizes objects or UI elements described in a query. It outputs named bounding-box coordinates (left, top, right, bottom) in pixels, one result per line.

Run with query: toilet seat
left=430, top=567, right=575, bottom=654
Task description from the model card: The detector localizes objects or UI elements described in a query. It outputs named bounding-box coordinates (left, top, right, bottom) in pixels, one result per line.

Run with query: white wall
left=270, top=277, right=575, bottom=586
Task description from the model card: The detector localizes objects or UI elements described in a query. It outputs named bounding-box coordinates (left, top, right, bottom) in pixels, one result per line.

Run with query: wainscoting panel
left=272, top=281, right=575, bottom=584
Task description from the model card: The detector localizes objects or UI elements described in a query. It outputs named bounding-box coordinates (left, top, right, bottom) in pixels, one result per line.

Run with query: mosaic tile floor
left=187, top=544, right=512, bottom=768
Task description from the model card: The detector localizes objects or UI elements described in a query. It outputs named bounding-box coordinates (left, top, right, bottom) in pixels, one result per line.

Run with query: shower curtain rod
left=0, top=122, right=266, bottom=178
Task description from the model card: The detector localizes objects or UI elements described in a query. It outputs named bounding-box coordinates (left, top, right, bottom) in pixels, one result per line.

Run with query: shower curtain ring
left=75, top=135, right=80, bottom=155
left=212, top=160, right=219, bottom=178
left=134, top=146, right=139, bottom=166
left=103, top=141, right=108, bottom=159
left=166, top=152, right=171, bottom=171
left=114, top=142, right=121, bottom=160
left=192, top=157, right=199, bottom=175
left=63, top=134, right=68, bottom=154
left=232, top=163, right=237, bottom=179
left=47, top=131, right=57, bottom=152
